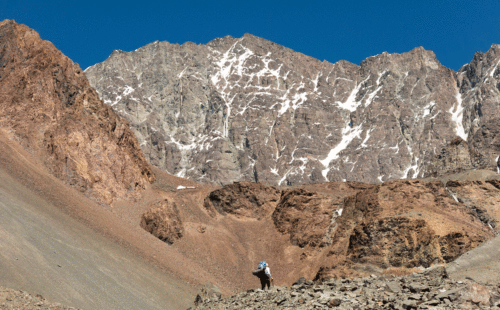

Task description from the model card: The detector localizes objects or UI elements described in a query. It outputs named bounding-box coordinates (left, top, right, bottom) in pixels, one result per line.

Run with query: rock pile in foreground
left=0, top=286, right=77, bottom=309
left=192, top=267, right=500, bottom=309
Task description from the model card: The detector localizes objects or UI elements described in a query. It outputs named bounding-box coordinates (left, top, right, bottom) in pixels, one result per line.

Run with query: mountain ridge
left=85, top=33, right=500, bottom=186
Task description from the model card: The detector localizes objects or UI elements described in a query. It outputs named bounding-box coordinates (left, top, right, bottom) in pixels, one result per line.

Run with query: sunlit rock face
left=85, top=35, right=500, bottom=185
left=0, top=20, right=154, bottom=205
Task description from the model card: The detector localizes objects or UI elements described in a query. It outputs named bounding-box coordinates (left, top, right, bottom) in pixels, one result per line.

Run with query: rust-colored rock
left=0, top=20, right=154, bottom=204
left=271, top=182, right=374, bottom=248
left=203, top=182, right=280, bottom=219
left=315, top=180, right=493, bottom=280
left=140, top=199, right=183, bottom=244
left=428, top=137, right=487, bottom=177
left=272, top=188, right=341, bottom=248
left=446, top=179, right=500, bottom=232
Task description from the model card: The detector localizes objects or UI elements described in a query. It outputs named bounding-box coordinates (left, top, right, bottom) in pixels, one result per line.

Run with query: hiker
left=252, top=261, right=273, bottom=290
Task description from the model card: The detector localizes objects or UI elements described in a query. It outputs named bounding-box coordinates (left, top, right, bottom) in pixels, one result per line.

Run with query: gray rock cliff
left=85, top=36, right=500, bottom=185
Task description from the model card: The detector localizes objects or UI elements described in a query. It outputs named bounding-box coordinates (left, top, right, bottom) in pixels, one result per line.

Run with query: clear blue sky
left=3, top=0, right=500, bottom=71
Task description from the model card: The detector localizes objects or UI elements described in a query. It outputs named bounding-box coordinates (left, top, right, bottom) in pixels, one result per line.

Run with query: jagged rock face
left=140, top=199, right=183, bottom=244
left=203, top=182, right=281, bottom=219
left=316, top=180, right=493, bottom=280
left=433, top=44, right=500, bottom=176
left=0, top=20, right=154, bottom=204
left=272, top=189, right=344, bottom=248
left=427, top=137, right=487, bottom=176
left=86, top=34, right=500, bottom=186
left=186, top=180, right=493, bottom=282
left=446, top=179, right=500, bottom=232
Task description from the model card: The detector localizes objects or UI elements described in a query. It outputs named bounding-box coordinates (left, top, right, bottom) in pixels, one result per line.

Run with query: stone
left=292, top=277, right=306, bottom=286
left=328, top=298, right=342, bottom=307
left=194, top=283, right=222, bottom=306
left=386, top=281, right=402, bottom=293
left=140, top=199, right=184, bottom=244
left=408, top=283, right=430, bottom=293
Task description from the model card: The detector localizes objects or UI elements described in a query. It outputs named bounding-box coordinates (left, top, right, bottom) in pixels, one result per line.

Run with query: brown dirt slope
left=0, top=20, right=153, bottom=205
left=0, top=130, right=198, bottom=309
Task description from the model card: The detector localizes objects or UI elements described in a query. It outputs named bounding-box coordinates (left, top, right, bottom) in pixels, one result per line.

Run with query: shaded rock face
left=459, top=46, right=500, bottom=165
left=315, top=180, right=493, bottom=280
left=0, top=20, right=154, bottom=204
left=427, top=137, right=487, bottom=176
left=140, top=199, right=183, bottom=244
left=203, top=182, right=281, bottom=219
left=446, top=179, right=500, bottom=232
left=347, top=217, right=485, bottom=269
left=86, top=34, right=500, bottom=186
left=193, top=283, right=222, bottom=306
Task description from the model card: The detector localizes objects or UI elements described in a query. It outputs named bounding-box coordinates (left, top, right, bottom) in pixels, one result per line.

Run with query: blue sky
left=3, top=0, right=500, bottom=71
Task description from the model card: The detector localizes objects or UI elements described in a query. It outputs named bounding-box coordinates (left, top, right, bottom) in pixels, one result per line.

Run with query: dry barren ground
left=0, top=131, right=198, bottom=310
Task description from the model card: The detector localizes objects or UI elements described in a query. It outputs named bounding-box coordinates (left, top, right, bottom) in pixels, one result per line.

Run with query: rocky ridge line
left=0, top=20, right=154, bottom=205
left=85, top=34, right=500, bottom=186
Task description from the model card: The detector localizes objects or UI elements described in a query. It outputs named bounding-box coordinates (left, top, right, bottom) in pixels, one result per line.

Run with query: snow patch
left=449, top=93, right=467, bottom=141
left=489, top=59, right=500, bottom=77
left=177, top=185, right=196, bottom=190
left=336, top=76, right=369, bottom=112
left=365, top=86, right=382, bottom=107
left=320, top=123, right=363, bottom=180
left=422, top=101, right=436, bottom=118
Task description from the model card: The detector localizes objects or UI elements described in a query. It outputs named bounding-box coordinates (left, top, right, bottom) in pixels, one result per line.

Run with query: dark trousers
left=260, top=277, right=271, bottom=290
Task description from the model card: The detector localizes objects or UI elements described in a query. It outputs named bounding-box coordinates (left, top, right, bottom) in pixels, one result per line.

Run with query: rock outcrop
left=446, top=179, right=500, bottom=232
left=272, top=189, right=343, bottom=248
left=0, top=20, right=154, bottom=205
left=157, top=179, right=495, bottom=287
left=140, top=199, right=183, bottom=244
left=314, top=180, right=493, bottom=280
left=203, top=181, right=281, bottom=219
left=427, top=137, right=487, bottom=176
left=85, top=35, right=500, bottom=186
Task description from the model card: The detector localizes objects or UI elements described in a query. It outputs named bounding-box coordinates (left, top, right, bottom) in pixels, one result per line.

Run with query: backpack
left=258, top=261, right=267, bottom=269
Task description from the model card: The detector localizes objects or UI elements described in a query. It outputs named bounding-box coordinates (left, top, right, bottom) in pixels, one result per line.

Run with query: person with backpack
left=252, top=261, right=273, bottom=290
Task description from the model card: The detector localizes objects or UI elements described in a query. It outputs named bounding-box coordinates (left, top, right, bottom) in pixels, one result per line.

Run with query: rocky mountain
left=85, top=34, right=500, bottom=186
left=0, top=20, right=154, bottom=204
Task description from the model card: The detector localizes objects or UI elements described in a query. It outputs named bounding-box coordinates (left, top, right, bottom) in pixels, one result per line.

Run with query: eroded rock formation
left=140, top=199, right=183, bottom=244
left=0, top=20, right=154, bottom=204
left=272, top=189, right=343, bottom=248
left=316, top=180, right=493, bottom=280
left=446, top=179, right=500, bottom=232
left=203, top=181, right=281, bottom=219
